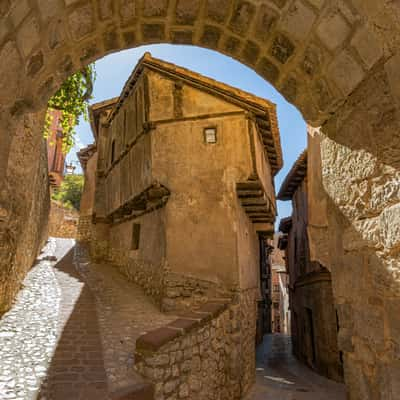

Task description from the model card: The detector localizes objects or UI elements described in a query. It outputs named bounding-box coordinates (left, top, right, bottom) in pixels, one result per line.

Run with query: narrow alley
left=0, top=237, right=346, bottom=400
left=245, top=334, right=346, bottom=400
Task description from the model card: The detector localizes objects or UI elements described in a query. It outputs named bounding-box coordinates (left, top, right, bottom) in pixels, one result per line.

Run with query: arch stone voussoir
left=0, top=1, right=400, bottom=399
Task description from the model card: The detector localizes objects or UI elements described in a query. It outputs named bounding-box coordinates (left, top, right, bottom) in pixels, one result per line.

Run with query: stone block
left=48, top=19, right=66, bottom=49
left=242, top=40, right=260, bottom=65
left=143, top=0, right=169, bottom=17
left=79, top=41, right=100, bottom=64
left=171, top=30, right=193, bottom=45
left=17, top=16, right=40, bottom=57
left=253, top=5, right=278, bottom=42
left=257, top=57, right=280, bottom=83
left=351, top=26, right=383, bottom=69
left=200, top=25, right=221, bottom=48
left=0, top=1, right=9, bottom=18
left=98, top=0, right=113, bottom=20
left=0, top=22, right=10, bottom=46
left=281, top=76, right=297, bottom=102
left=198, top=302, right=227, bottom=317
left=10, top=0, right=30, bottom=27
left=223, top=36, right=242, bottom=56
left=206, top=0, right=231, bottom=23
left=26, top=51, right=44, bottom=77
left=112, top=382, right=155, bottom=400
left=0, top=41, right=22, bottom=101
left=281, top=1, right=316, bottom=41
left=136, top=327, right=182, bottom=352
left=142, top=23, right=165, bottom=42
left=37, top=0, right=64, bottom=20
left=103, top=29, right=121, bottom=52
left=168, top=318, right=200, bottom=333
left=379, top=203, right=400, bottom=251
left=119, top=0, right=137, bottom=26
left=64, top=0, right=80, bottom=6
left=385, top=54, right=400, bottom=106
left=175, top=0, right=201, bottom=25
left=312, top=78, right=334, bottom=110
left=146, top=354, right=170, bottom=367
left=327, top=50, right=364, bottom=95
left=229, top=0, right=256, bottom=35
left=270, top=0, right=287, bottom=8
left=302, top=44, right=325, bottom=77
left=68, top=4, right=94, bottom=41
left=123, top=31, right=136, bottom=47
left=316, top=9, right=351, bottom=51
left=306, top=0, right=324, bottom=9
left=269, top=33, right=295, bottom=64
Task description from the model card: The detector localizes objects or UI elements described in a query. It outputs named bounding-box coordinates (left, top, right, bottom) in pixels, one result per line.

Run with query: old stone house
left=277, top=150, right=343, bottom=382
left=80, top=53, right=282, bottom=312
left=270, top=236, right=290, bottom=334
left=79, top=52, right=282, bottom=347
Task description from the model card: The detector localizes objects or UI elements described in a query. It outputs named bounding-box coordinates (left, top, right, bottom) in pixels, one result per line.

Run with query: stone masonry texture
left=0, top=1, right=399, bottom=399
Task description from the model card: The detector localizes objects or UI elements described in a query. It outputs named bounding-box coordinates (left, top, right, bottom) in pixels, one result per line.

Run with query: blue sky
left=67, top=44, right=306, bottom=223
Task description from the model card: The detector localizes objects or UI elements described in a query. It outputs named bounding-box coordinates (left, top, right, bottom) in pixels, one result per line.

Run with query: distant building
left=270, top=235, right=290, bottom=334
left=46, top=109, right=66, bottom=188
left=78, top=52, right=283, bottom=338
left=277, top=150, right=343, bottom=382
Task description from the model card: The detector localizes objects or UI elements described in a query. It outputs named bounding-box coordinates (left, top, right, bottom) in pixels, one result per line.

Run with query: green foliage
left=52, top=174, right=84, bottom=211
left=44, top=65, right=96, bottom=153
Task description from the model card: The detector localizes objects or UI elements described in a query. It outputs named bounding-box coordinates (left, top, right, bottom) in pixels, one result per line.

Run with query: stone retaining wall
left=162, top=271, right=232, bottom=313
left=48, top=201, right=78, bottom=238
left=135, top=292, right=257, bottom=400
left=105, top=245, right=232, bottom=312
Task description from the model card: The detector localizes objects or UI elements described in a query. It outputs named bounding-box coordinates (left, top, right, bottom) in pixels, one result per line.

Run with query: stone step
left=111, top=381, right=154, bottom=400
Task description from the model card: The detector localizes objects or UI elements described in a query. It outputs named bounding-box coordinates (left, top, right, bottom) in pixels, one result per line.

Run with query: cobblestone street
left=0, top=239, right=352, bottom=400
left=245, top=334, right=346, bottom=400
left=0, top=239, right=60, bottom=400
left=0, top=238, right=175, bottom=399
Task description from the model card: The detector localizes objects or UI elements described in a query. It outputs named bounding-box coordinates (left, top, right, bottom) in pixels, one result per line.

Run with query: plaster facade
left=82, top=54, right=280, bottom=314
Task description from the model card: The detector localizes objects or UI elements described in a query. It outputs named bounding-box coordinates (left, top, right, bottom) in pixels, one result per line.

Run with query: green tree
left=44, top=65, right=96, bottom=153
left=52, top=175, right=84, bottom=211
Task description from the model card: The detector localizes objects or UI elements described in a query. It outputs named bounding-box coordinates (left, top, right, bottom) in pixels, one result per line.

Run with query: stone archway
left=0, top=1, right=400, bottom=399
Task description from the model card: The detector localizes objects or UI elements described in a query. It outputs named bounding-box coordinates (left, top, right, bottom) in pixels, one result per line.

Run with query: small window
left=131, top=223, right=141, bottom=250
left=204, top=127, right=217, bottom=144
left=111, top=140, right=116, bottom=164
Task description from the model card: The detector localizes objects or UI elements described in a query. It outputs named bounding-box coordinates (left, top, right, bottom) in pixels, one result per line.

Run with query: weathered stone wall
left=0, top=111, right=50, bottom=315
left=48, top=200, right=78, bottom=238
left=314, top=62, right=400, bottom=400
left=291, top=274, right=343, bottom=382
left=77, top=214, right=92, bottom=242
left=135, top=291, right=257, bottom=400
left=162, top=271, right=231, bottom=313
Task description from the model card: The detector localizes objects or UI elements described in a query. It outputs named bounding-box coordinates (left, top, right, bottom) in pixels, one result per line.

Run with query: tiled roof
left=104, top=52, right=283, bottom=174
left=277, top=150, right=307, bottom=200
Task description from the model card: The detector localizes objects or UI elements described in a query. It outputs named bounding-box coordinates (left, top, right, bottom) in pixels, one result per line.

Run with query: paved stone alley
left=0, top=238, right=175, bottom=400
left=0, top=238, right=347, bottom=400
left=245, top=334, right=346, bottom=400
left=0, top=239, right=60, bottom=400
